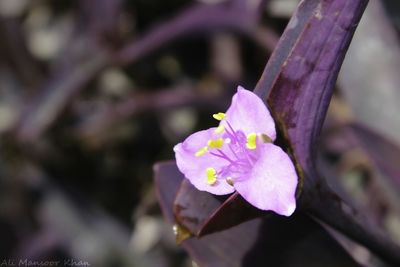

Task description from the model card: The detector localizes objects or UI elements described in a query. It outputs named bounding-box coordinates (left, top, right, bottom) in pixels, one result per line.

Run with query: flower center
left=195, top=112, right=272, bottom=186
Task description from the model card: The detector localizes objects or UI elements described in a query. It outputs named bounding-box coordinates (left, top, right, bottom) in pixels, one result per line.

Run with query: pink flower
left=173, top=86, right=298, bottom=216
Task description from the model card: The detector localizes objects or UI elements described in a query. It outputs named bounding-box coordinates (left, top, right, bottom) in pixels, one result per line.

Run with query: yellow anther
left=208, top=138, right=224, bottom=149
left=212, top=112, right=226, bottom=121
left=206, top=167, right=217, bottom=185
left=246, top=133, right=257, bottom=150
left=195, top=146, right=208, bottom=157
left=214, top=125, right=225, bottom=134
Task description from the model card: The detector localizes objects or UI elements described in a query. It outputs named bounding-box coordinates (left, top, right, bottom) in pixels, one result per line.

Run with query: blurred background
left=0, top=0, right=400, bottom=266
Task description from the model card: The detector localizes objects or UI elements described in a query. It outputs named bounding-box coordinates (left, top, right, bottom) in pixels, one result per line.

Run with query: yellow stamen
left=208, top=138, right=224, bottom=149
left=206, top=167, right=217, bottom=185
left=195, top=146, right=208, bottom=157
left=260, top=133, right=272, bottom=143
left=212, top=112, right=226, bottom=121
left=214, top=125, right=225, bottom=134
left=246, top=133, right=257, bottom=149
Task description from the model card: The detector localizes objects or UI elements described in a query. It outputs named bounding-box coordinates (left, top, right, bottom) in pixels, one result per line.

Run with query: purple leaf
left=154, top=161, right=361, bottom=267
left=173, top=179, right=227, bottom=235
left=198, top=193, right=264, bottom=236
left=260, top=0, right=369, bottom=180
left=157, top=0, right=400, bottom=264
left=153, top=161, right=183, bottom=223
left=253, top=1, right=400, bottom=264
left=170, top=161, right=261, bottom=236
left=174, top=189, right=265, bottom=236
left=193, top=0, right=370, bottom=235
left=155, top=0, right=400, bottom=265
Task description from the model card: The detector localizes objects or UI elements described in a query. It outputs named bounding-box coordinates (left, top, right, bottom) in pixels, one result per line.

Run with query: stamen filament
left=217, top=149, right=234, bottom=163
left=225, top=121, right=239, bottom=143
left=239, top=144, right=255, bottom=166
left=197, top=117, right=261, bottom=187
left=210, top=151, right=234, bottom=164
left=227, top=144, right=239, bottom=160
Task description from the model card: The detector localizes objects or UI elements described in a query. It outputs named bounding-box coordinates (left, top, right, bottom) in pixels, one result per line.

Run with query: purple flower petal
left=224, top=86, right=276, bottom=141
left=174, top=86, right=298, bottom=213
left=174, top=128, right=235, bottom=195
left=234, top=143, right=297, bottom=216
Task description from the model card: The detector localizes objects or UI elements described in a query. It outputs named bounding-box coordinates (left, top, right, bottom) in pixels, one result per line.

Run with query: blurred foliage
left=0, top=0, right=400, bottom=266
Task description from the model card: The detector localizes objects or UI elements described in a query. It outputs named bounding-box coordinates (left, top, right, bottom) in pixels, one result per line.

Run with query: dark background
left=0, top=0, right=399, bottom=266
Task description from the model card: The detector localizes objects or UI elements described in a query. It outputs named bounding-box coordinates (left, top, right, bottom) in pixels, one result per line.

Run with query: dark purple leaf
left=261, top=0, right=369, bottom=182
left=158, top=161, right=250, bottom=236
left=254, top=2, right=400, bottom=264
left=173, top=179, right=226, bottom=236
left=173, top=177, right=264, bottom=236
left=184, top=0, right=370, bottom=235
left=158, top=0, right=400, bottom=265
left=153, top=161, right=183, bottom=223
left=198, top=193, right=264, bottom=236
left=154, top=161, right=361, bottom=267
